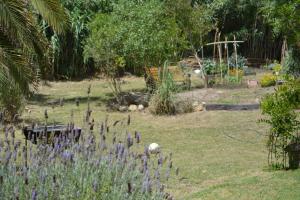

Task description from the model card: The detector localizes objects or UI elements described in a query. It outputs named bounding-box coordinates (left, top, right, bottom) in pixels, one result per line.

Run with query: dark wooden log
left=205, top=104, right=260, bottom=111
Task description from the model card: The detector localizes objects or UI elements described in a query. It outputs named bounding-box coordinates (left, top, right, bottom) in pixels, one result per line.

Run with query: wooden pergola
left=205, top=36, right=244, bottom=82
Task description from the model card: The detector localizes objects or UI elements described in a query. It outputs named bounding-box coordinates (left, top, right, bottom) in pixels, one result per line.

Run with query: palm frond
left=30, top=0, right=70, bottom=34
left=0, top=0, right=47, bottom=59
left=0, top=31, right=38, bottom=94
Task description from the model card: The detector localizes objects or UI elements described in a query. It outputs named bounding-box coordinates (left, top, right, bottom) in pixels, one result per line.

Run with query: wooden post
left=213, top=29, right=218, bottom=61
left=225, top=37, right=229, bottom=76
left=281, top=37, right=288, bottom=65
left=233, top=35, right=239, bottom=82
left=217, top=32, right=223, bottom=83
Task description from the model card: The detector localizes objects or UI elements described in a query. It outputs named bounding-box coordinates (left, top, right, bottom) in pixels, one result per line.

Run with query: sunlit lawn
left=20, top=76, right=300, bottom=200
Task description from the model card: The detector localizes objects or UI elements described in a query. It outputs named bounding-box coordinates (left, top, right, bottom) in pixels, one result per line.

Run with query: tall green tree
left=85, top=0, right=186, bottom=74
left=49, top=0, right=113, bottom=78
left=261, top=0, right=300, bottom=76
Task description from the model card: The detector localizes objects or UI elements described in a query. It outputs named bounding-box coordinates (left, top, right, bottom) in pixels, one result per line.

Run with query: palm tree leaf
left=0, top=31, right=38, bottom=94
left=30, top=0, right=70, bottom=34
left=0, top=0, right=47, bottom=59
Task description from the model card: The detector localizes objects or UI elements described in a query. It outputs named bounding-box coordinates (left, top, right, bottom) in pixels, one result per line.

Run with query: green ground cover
left=18, top=76, right=300, bottom=200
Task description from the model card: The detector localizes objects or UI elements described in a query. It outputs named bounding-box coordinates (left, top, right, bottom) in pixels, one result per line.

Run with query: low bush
left=149, top=62, right=176, bottom=115
left=228, top=69, right=243, bottom=77
left=228, top=54, right=247, bottom=69
left=261, top=80, right=300, bottom=168
left=260, top=74, right=276, bottom=87
left=175, top=98, right=194, bottom=114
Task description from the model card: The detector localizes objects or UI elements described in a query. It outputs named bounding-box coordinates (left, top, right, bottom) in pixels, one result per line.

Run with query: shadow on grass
left=28, top=94, right=109, bottom=107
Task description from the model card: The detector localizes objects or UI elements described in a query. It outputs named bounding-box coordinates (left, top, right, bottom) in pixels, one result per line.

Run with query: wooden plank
left=206, top=41, right=244, bottom=46
left=205, top=104, right=260, bottom=111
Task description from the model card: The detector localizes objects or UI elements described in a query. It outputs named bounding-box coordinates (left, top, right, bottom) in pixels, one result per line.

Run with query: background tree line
left=0, top=0, right=299, bottom=119
left=48, top=0, right=300, bottom=79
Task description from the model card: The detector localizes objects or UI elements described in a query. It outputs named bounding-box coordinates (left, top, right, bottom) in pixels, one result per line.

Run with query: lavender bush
left=0, top=117, right=175, bottom=199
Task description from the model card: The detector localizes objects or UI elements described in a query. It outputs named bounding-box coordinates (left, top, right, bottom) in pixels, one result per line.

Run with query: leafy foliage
left=284, top=48, right=300, bottom=77
left=0, top=0, right=68, bottom=120
left=202, top=59, right=217, bottom=75
left=261, top=80, right=300, bottom=168
left=85, top=0, right=185, bottom=74
left=260, top=74, right=276, bottom=87
left=49, top=0, right=112, bottom=78
left=0, top=81, right=24, bottom=121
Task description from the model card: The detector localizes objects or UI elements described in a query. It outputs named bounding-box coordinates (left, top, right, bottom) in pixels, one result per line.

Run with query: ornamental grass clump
left=149, top=62, right=176, bottom=115
left=0, top=115, right=176, bottom=199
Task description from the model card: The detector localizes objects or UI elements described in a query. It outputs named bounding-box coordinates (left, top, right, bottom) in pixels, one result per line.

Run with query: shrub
left=149, top=62, right=176, bottom=115
left=228, top=54, right=247, bottom=69
left=284, top=48, right=300, bottom=77
left=260, top=74, right=276, bottom=87
left=0, top=82, right=25, bottom=122
left=260, top=80, right=300, bottom=168
left=202, top=59, right=217, bottom=75
left=228, top=69, right=243, bottom=77
left=0, top=117, right=175, bottom=199
left=175, top=98, right=194, bottom=114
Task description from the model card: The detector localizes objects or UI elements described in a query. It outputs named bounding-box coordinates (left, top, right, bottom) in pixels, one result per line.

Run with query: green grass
left=18, top=76, right=300, bottom=200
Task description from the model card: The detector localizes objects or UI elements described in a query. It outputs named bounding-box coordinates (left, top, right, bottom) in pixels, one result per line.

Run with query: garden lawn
left=20, top=77, right=300, bottom=200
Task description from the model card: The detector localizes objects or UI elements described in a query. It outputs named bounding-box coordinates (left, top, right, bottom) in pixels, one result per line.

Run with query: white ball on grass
left=148, top=143, right=160, bottom=154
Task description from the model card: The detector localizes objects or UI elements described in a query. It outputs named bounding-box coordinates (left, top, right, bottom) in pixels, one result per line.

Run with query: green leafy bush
left=202, top=59, right=217, bottom=75
left=284, top=48, right=300, bottom=77
left=228, top=54, right=247, bottom=69
left=260, top=74, right=276, bottom=87
left=261, top=80, right=300, bottom=168
left=84, top=0, right=185, bottom=75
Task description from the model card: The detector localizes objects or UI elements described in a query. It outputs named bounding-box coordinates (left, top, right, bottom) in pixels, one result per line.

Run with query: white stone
left=148, top=143, right=160, bottom=154
left=128, top=104, right=138, bottom=112
left=201, top=102, right=206, bottom=111
left=194, top=104, right=204, bottom=112
left=192, top=101, right=199, bottom=107
left=255, top=98, right=260, bottom=104
left=194, top=69, right=201, bottom=74
left=138, top=104, right=144, bottom=111
left=119, top=106, right=128, bottom=112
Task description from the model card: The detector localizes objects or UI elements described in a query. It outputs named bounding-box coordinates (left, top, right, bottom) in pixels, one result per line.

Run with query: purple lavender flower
left=14, top=186, right=19, bottom=200
left=165, top=168, right=170, bottom=181
left=168, top=161, right=173, bottom=169
left=100, top=123, right=104, bottom=135
left=112, top=136, right=116, bottom=144
left=127, top=133, right=133, bottom=148
left=136, top=132, right=141, bottom=144
left=75, top=98, right=80, bottom=107
left=31, top=187, right=37, bottom=200
left=127, top=115, right=131, bottom=126
left=59, top=98, right=64, bottom=107
left=176, top=167, right=179, bottom=176
left=92, top=180, right=98, bottom=192
left=157, top=157, right=162, bottom=168
left=44, top=109, right=48, bottom=119
left=62, top=150, right=74, bottom=162
left=144, top=146, right=150, bottom=158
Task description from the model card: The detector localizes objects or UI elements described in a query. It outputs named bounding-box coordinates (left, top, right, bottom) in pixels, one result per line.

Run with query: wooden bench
left=23, top=125, right=81, bottom=144
left=145, top=66, right=190, bottom=91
